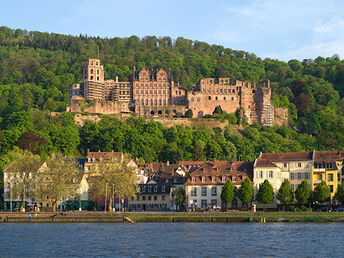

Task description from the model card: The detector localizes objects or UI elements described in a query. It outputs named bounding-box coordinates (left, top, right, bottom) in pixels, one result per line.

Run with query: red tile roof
left=86, top=151, right=123, bottom=160
left=314, top=151, right=344, bottom=162
left=261, top=152, right=313, bottom=161
left=255, top=158, right=278, bottom=168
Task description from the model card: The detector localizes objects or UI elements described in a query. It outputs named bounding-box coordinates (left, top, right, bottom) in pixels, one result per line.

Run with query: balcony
left=314, top=168, right=326, bottom=172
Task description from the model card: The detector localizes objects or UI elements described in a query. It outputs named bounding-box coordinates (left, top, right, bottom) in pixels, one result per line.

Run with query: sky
left=1, top=0, right=344, bottom=61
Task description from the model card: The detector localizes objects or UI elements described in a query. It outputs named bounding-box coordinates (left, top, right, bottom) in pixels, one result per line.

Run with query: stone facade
left=68, top=59, right=278, bottom=126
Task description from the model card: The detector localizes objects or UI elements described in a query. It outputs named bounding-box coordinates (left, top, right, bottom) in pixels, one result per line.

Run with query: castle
left=68, top=59, right=275, bottom=126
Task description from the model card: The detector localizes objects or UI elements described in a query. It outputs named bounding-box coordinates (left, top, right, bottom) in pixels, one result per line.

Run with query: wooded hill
left=1, top=26, right=344, bottom=187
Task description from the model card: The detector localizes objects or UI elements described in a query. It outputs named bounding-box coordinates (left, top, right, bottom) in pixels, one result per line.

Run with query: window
left=257, top=171, right=263, bottom=178
left=192, top=177, right=196, bottom=183
left=215, top=97, right=218, bottom=100
left=174, top=178, right=177, bottom=183
left=162, top=186, right=166, bottom=192
left=268, top=171, right=273, bottom=178
left=136, top=196, right=140, bottom=201
left=297, top=163, right=302, bottom=168
left=142, top=186, right=146, bottom=193
left=211, top=199, right=217, bottom=206
left=328, top=174, right=334, bottom=182
left=208, top=96, right=211, bottom=100
left=148, top=186, right=152, bottom=192
left=166, top=178, right=169, bottom=183
left=162, top=196, right=166, bottom=201
left=297, top=173, right=302, bottom=179
left=211, top=187, right=217, bottom=196
left=224, top=97, right=226, bottom=100
left=142, top=196, right=146, bottom=201
left=154, top=186, right=158, bottom=192
left=318, top=174, right=322, bottom=180
left=212, top=177, right=216, bottom=182
left=131, top=197, right=134, bottom=201
left=284, top=163, right=287, bottom=168
left=232, top=176, right=237, bottom=182
left=305, top=173, right=310, bottom=179
left=148, top=196, right=151, bottom=201
left=201, top=200, right=207, bottom=208
left=201, top=187, right=207, bottom=196
left=222, top=177, right=226, bottom=183
left=291, top=184, right=294, bottom=191
left=290, top=173, right=295, bottom=180
left=154, top=196, right=157, bottom=201
left=191, top=187, right=197, bottom=196
left=46, top=195, right=49, bottom=200
left=202, top=177, right=206, bottom=183
left=329, top=185, right=334, bottom=193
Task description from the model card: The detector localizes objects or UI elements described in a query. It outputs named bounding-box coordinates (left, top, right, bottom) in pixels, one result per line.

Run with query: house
left=185, top=160, right=253, bottom=210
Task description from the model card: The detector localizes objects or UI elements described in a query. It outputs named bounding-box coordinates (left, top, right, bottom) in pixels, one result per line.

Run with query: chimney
left=87, top=148, right=90, bottom=154
left=112, top=149, right=114, bottom=152
left=116, top=76, right=118, bottom=83
left=167, top=161, right=170, bottom=166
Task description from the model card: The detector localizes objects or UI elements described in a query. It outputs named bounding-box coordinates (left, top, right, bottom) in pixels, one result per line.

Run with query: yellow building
left=313, top=151, right=344, bottom=202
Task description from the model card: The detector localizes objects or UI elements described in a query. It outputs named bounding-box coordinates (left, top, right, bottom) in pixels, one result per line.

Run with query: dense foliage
left=2, top=26, right=344, bottom=191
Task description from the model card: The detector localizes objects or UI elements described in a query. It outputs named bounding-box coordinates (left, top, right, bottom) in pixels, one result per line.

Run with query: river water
left=1, top=223, right=343, bottom=257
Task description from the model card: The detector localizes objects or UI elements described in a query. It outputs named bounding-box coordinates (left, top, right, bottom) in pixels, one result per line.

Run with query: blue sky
left=2, top=0, right=344, bottom=61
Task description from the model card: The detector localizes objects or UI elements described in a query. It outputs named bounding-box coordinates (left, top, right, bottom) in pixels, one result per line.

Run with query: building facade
left=68, top=59, right=275, bottom=126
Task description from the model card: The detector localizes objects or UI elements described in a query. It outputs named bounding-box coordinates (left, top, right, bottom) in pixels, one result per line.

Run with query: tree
left=335, top=183, right=344, bottom=205
left=19, top=131, right=46, bottom=154
left=39, top=155, right=80, bottom=212
left=185, top=109, right=193, bottom=118
left=256, top=180, right=274, bottom=204
left=277, top=179, right=293, bottom=209
left=221, top=180, right=235, bottom=209
left=295, top=180, right=311, bottom=205
left=90, top=154, right=138, bottom=211
left=238, top=177, right=253, bottom=210
left=175, top=188, right=185, bottom=211
left=312, top=181, right=331, bottom=204
left=4, top=148, right=41, bottom=212
left=213, top=105, right=223, bottom=115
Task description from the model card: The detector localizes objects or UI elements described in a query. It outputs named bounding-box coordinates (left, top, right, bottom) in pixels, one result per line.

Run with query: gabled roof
left=255, top=158, right=278, bottom=168
left=261, top=152, right=313, bottom=162
left=134, top=68, right=173, bottom=82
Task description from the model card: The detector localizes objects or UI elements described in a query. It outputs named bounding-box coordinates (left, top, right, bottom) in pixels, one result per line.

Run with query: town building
left=184, top=160, right=253, bottom=210
left=68, top=59, right=277, bottom=126
left=128, top=163, right=187, bottom=211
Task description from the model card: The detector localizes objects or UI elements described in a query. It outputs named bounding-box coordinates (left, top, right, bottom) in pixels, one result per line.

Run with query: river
left=1, top=223, right=343, bottom=257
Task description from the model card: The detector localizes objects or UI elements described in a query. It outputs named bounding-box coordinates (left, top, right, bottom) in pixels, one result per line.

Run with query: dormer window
left=174, top=178, right=177, bottom=183
left=212, top=177, right=216, bottom=183
left=148, top=186, right=152, bottom=192
left=142, top=186, right=146, bottom=193
left=162, top=186, right=166, bottom=192
left=222, top=177, right=226, bottom=183
left=154, top=186, right=158, bottom=192
left=202, top=177, right=206, bottom=183
left=232, top=177, right=237, bottom=182
left=88, top=158, right=91, bottom=162
left=92, top=158, right=95, bottom=162
left=192, top=177, right=196, bottom=183
left=166, top=178, right=169, bottom=183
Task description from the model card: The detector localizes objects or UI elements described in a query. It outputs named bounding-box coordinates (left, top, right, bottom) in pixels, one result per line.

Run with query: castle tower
left=80, top=59, right=105, bottom=100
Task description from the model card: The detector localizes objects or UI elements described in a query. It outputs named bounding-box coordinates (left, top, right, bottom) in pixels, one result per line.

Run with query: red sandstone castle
left=68, top=59, right=274, bottom=126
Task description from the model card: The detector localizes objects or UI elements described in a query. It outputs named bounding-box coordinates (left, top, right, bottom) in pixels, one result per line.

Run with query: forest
left=1, top=26, right=344, bottom=189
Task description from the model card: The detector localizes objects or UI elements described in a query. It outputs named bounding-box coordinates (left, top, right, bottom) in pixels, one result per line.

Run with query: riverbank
left=2, top=211, right=344, bottom=223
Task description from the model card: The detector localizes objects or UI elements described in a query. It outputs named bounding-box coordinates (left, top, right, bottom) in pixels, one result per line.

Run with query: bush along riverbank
left=2, top=211, right=344, bottom=223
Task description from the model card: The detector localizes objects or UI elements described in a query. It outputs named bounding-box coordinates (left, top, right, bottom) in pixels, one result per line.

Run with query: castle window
left=210, top=80, right=212, bottom=83
left=90, top=76, right=93, bottom=80
left=159, top=78, right=161, bottom=81
left=151, top=99, right=153, bottom=105
left=216, top=89, right=218, bottom=93
left=233, top=89, right=235, bottom=93
left=154, top=84, right=157, bottom=87
left=220, top=89, right=223, bottom=93
left=224, top=97, right=226, bottom=100
left=215, top=96, right=218, bottom=100
left=224, top=89, right=227, bottom=93
left=163, top=99, right=166, bottom=105
left=159, top=91, right=161, bottom=94
left=163, top=91, right=166, bottom=94
left=228, top=89, right=231, bottom=93
left=154, top=91, right=157, bottom=94
left=149, top=90, right=152, bottom=94
left=252, top=90, right=255, bottom=93
left=97, top=76, right=99, bottom=81
left=90, top=69, right=93, bottom=74
left=179, top=91, right=181, bottom=94
left=96, top=61, right=98, bottom=66
left=145, top=99, right=148, bottom=105
left=145, top=84, right=148, bottom=87
left=191, top=97, right=194, bottom=102
left=159, top=99, right=162, bottom=105
left=141, top=83, right=144, bottom=87
left=155, top=99, right=157, bottom=105
left=176, top=91, right=178, bottom=95
left=141, top=90, right=143, bottom=94
left=145, top=90, right=148, bottom=94
left=97, top=70, right=99, bottom=74
left=197, top=98, right=200, bottom=102
left=163, top=84, right=166, bottom=87
left=159, top=84, right=161, bottom=87
left=208, top=96, right=211, bottom=100
left=231, top=97, right=234, bottom=100
left=91, top=61, right=93, bottom=65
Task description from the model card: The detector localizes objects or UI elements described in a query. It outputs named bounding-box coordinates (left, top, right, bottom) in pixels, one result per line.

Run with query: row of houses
left=3, top=150, right=344, bottom=211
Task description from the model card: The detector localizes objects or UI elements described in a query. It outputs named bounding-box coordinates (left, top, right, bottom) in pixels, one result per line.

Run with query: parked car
left=334, top=206, right=344, bottom=212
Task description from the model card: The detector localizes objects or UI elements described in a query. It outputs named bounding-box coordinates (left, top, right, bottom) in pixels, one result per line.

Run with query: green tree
left=295, top=180, right=311, bottom=205
left=256, top=179, right=274, bottom=204
left=4, top=148, right=41, bottom=212
left=221, top=180, right=235, bottom=209
left=312, top=181, right=331, bottom=204
left=185, top=109, right=193, bottom=118
left=238, top=177, right=253, bottom=210
left=335, top=183, right=344, bottom=205
left=175, top=188, right=185, bottom=211
left=277, top=179, right=293, bottom=209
